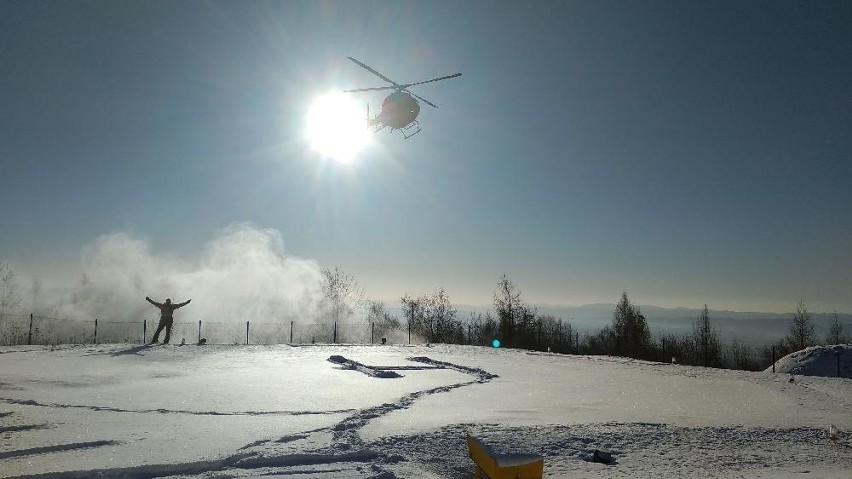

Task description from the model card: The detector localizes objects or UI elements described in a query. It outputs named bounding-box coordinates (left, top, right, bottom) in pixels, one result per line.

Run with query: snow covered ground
left=1, top=343, right=850, bottom=478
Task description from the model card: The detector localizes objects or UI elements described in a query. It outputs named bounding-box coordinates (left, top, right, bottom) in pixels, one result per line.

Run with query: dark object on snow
left=327, top=355, right=402, bottom=378
left=197, top=338, right=207, bottom=345
left=381, top=337, right=387, bottom=345
left=592, top=450, right=614, bottom=464
left=788, top=375, right=795, bottom=383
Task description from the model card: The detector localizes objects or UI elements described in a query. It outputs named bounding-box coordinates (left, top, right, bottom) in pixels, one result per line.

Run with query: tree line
left=2, top=260, right=849, bottom=368
left=363, top=272, right=850, bottom=372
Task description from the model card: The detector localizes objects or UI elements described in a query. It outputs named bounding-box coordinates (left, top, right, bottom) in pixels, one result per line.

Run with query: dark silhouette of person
left=146, top=296, right=191, bottom=344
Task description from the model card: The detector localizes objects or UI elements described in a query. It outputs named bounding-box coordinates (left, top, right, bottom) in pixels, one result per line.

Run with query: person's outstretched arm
left=175, top=299, right=191, bottom=309
left=146, top=296, right=162, bottom=307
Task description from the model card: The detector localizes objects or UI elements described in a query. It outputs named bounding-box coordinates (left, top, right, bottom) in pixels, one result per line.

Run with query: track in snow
left=3, top=355, right=495, bottom=479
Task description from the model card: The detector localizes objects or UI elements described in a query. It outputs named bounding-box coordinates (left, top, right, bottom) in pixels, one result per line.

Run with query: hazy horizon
left=4, top=225, right=851, bottom=349
left=8, top=224, right=852, bottom=321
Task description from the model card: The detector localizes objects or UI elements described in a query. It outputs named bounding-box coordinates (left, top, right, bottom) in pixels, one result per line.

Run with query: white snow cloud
left=54, top=224, right=331, bottom=341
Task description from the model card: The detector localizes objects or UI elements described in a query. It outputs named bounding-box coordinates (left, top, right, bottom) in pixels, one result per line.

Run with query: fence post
left=143, top=319, right=147, bottom=344
left=575, top=332, right=579, bottom=353
left=408, top=320, right=411, bottom=345
left=94, top=318, right=98, bottom=344
left=198, top=320, right=202, bottom=344
left=28, top=314, right=34, bottom=345
left=246, top=321, right=250, bottom=345
left=333, top=321, right=337, bottom=344
left=290, top=321, right=293, bottom=344
left=468, top=324, right=471, bottom=345
left=371, top=322, right=374, bottom=345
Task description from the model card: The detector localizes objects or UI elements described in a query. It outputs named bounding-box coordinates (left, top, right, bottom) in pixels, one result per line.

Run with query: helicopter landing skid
left=375, top=121, right=421, bottom=139
left=399, top=120, right=421, bottom=139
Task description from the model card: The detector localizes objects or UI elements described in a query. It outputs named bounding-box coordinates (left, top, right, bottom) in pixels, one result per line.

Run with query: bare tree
left=0, top=262, right=23, bottom=326
left=0, top=262, right=24, bottom=344
left=467, top=311, right=498, bottom=346
left=786, top=297, right=816, bottom=351
left=321, top=267, right=364, bottom=325
left=728, top=339, right=757, bottom=370
left=366, top=299, right=400, bottom=339
left=493, top=274, right=523, bottom=347
left=538, top=314, right=573, bottom=353
left=400, top=293, right=428, bottom=340
left=428, top=287, right=460, bottom=343
left=400, top=288, right=461, bottom=343
left=826, top=313, right=849, bottom=344
left=582, top=326, right=616, bottom=356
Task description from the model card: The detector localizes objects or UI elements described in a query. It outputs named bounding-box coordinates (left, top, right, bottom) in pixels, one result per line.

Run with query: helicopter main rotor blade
left=408, top=91, right=438, bottom=108
left=400, top=72, right=462, bottom=89
left=347, top=57, right=399, bottom=87
left=342, top=86, right=397, bottom=93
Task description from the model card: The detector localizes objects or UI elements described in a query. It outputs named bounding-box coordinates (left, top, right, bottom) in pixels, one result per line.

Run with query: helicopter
left=343, top=57, right=462, bottom=139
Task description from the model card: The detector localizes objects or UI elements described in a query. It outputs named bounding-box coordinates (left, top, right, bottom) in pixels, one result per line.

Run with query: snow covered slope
left=1, top=344, right=850, bottom=478
left=766, top=344, right=852, bottom=378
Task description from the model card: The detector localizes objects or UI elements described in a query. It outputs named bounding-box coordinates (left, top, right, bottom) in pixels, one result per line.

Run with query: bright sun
left=305, top=92, right=371, bottom=163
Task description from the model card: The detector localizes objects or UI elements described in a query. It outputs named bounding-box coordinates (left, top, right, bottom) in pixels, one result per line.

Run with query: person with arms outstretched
left=146, top=296, right=191, bottom=344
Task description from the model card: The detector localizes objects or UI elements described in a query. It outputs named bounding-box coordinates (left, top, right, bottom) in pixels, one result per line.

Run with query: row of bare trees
left=394, top=275, right=574, bottom=353
left=2, top=259, right=849, bottom=370
left=577, top=293, right=849, bottom=370
left=754, top=298, right=849, bottom=369
left=388, top=273, right=849, bottom=372
left=0, top=262, right=26, bottom=344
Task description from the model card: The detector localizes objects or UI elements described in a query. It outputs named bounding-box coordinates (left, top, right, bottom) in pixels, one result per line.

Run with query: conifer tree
left=611, top=291, right=650, bottom=359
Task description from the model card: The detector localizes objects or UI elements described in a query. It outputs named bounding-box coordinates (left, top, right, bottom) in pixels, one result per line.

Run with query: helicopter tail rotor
left=365, top=102, right=382, bottom=130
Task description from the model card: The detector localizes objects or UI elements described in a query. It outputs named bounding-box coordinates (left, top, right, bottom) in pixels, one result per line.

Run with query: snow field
left=0, top=343, right=850, bottom=478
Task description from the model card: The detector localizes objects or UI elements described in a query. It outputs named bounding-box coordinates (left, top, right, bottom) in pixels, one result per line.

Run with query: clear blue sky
left=2, top=1, right=851, bottom=313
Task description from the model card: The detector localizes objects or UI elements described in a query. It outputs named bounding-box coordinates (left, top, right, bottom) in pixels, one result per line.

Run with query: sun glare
left=305, top=92, right=371, bottom=163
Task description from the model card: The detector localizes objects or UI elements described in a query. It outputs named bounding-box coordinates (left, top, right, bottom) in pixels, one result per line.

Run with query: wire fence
left=5, top=313, right=845, bottom=376
left=0, top=314, right=405, bottom=347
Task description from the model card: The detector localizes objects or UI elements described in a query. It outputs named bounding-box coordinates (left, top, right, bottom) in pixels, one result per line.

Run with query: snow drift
left=766, top=344, right=852, bottom=378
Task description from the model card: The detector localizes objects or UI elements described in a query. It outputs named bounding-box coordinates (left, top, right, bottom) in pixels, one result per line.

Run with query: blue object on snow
left=492, top=339, right=501, bottom=348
